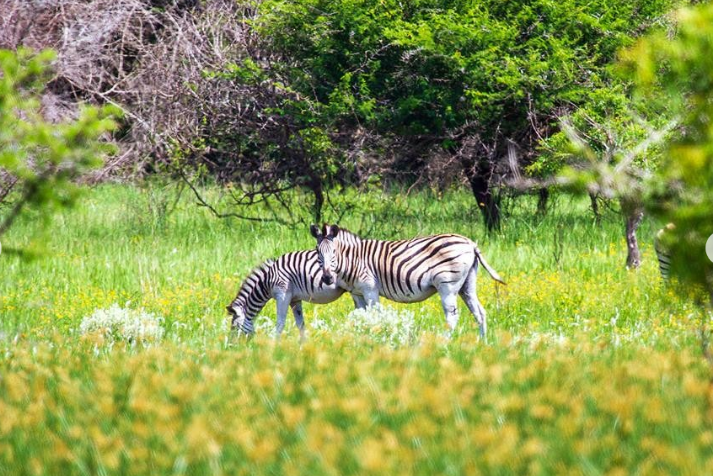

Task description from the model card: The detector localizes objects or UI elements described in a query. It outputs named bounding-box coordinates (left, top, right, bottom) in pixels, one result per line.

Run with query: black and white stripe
left=310, top=224, right=505, bottom=338
left=654, top=223, right=675, bottom=281
left=226, top=250, right=362, bottom=339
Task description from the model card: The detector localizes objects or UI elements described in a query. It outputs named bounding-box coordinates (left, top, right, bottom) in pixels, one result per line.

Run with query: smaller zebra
left=654, top=223, right=676, bottom=281
left=226, top=250, right=364, bottom=340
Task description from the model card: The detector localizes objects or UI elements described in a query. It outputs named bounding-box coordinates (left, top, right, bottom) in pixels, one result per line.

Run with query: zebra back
left=330, top=225, right=505, bottom=283
left=327, top=226, right=478, bottom=296
left=271, top=250, right=331, bottom=297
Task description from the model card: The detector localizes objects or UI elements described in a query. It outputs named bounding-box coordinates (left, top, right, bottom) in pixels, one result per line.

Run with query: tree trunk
left=590, top=192, right=601, bottom=226
left=462, top=158, right=500, bottom=232
left=537, top=187, right=549, bottom=216
left=311, top=181, right=324, bottom=224
left=622, top=199, right=644, bottom=269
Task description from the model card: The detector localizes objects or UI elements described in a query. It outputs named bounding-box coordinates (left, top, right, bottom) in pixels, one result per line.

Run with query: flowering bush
left=310, top=304, right=420, bottom=347
left=79, top=304, right=165, bottom=344
left=345, top=305, right=418, bottom=347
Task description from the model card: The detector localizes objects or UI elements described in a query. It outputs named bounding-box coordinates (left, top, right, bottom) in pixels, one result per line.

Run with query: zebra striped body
left=227, top=250, right=362, bottom=339
left=654, top=223, right=676, bottom=281
left=311, top=224, right=505, bottom=338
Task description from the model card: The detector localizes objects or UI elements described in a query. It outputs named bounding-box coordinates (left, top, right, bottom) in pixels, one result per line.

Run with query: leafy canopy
left=260, top=0, right=679, bottom=143
left=0, top=48, right=119, bottom=252
left=621, top=3, right=713, bottom=294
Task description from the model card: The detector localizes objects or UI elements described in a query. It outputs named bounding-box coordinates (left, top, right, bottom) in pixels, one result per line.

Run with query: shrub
left=79, top=304, right=165, bottom=344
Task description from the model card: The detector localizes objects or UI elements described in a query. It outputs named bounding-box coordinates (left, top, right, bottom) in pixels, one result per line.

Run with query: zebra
left=654, top=223, right=676, bottom=281
left=226, top=250, right=365, bottom=340
left=310, top=224, right=505, bottom=338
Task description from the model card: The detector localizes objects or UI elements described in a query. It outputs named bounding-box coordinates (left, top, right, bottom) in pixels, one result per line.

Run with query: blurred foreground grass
left=1, top=184, right=711, bottom=475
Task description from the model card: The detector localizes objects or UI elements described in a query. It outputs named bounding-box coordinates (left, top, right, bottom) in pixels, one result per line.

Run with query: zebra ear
left=226, top=305, right=235, bottom=316
left=310, top=224, right=322, bottom=240
left=328, top=224, right=340, bottom=239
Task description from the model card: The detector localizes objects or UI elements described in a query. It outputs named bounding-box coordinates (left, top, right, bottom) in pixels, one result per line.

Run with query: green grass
left=1, top=184, right=711, bottom=475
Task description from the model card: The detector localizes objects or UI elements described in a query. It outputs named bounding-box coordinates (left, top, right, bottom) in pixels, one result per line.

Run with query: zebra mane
left=332, top=226, right=362, bottom=246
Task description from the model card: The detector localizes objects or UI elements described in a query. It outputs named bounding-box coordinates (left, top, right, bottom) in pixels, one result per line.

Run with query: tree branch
left=178, top=168, right=289, bottom=225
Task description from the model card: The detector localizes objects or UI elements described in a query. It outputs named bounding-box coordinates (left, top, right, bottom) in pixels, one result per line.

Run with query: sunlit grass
left=1, top=184, right=711, bottom=475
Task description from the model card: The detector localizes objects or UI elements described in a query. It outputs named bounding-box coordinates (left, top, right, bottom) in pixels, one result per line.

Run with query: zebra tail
left=473, top=244, right=506, bottom=285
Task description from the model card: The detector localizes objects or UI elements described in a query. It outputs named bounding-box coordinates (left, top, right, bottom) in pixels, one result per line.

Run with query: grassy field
left=1, top=184, right=711, bottom=475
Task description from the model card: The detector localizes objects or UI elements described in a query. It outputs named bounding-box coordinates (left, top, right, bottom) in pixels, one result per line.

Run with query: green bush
left=0, top=48, right=119, bottom=253
left=623, top=3, right=713, bottom=296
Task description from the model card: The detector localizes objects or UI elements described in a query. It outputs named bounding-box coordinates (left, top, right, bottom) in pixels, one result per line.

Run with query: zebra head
left=226, top=303, right=254, bottom=336
left=310, top=223, right=340, bottom=286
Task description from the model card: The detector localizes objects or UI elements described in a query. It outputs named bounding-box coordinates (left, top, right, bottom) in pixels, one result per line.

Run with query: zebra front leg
left=351, top=294, right=367, bottom=309
left=363, top=288, right=380, bottom=309
left=274, top=292, right=291, bottom=339
left=290, top=301, right=306, bottom=343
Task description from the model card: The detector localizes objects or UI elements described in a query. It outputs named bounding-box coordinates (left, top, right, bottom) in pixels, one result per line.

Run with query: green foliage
left=0, top=47, right=119, bottom=250
left=621, top=3, right=713, bottom=295
left=259, top=0, right=679, bottom=141
left=198, top=56, right=345, bottom=222
left=188, top=0, right=682, bottom=226
left=534, top=85, right=672, bottom=204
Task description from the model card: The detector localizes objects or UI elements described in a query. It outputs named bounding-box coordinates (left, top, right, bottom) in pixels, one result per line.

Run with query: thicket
left=0, top=0, right=684, bottom=229
left=255, top=0, right=681, bottom=228
left=626, top=3, right=713, bottom=301
left=0, top=48, right=117, bottom=254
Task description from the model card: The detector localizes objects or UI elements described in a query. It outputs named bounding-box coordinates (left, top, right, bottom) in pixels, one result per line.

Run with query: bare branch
left=177, top=167, right=290, bottom=225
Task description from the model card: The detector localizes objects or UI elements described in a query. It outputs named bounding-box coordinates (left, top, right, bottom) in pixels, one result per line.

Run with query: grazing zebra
left=310, top=224, right=505, bottom=338
left=654, top=223, right=676, bottom=281
left=226, top=250, right=364, bottom=339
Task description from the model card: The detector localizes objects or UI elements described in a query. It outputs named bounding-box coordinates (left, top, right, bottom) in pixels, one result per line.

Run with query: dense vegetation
left=254, top=0, right=680, bottom=226
left=1, top=185, right=710, bottom=475
left=2, top=1, right=713, bottom=474
left=0, top=48, right=117, bottom=253
left=0, top=0, right=687, bottom=228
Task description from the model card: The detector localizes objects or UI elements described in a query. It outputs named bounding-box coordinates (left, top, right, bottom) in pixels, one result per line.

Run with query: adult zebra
left=226, top=250, right=364, bottom=339
left=310, top=224, right=505, bottom=338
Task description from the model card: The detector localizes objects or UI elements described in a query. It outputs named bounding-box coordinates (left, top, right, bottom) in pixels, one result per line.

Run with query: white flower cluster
left=253, top=314, right=276, bottom=334
left=79, top=304, right=165, bottom=343
left=323, top=304, right=418, bottom=347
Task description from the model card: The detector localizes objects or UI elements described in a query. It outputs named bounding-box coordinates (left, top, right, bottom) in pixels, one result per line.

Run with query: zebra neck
left=335, top=229, right=362, bottom=247
left=334, top=240, right=364, bottom=281
left=232, top=267, right=274, bottom=321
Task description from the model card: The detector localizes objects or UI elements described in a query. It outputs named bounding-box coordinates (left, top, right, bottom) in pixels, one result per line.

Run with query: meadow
left=1, top=184, right=711, bottom=475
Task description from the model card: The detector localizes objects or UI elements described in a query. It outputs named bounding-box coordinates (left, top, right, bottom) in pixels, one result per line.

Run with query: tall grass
left=1, top=184, right=710, bottom=475
left=0, top=184, right=684, bottom=339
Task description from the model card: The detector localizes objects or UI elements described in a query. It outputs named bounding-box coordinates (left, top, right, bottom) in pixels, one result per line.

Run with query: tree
left=533, top=87, right=675, bottom=268
left=614, top=1, right=713, bottom=384
left=0, top=48, right=118, bottom=255
left=186, top=59, right=352, bottom=225
left=622, top=3, right=713, bottom=295
left=258, top=0, right=681, bottom=230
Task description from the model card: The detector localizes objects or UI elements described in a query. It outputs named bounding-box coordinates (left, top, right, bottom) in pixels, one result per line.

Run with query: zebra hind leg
left=459, top=267, right=487, bottom=340
left=438, top=289, right=460, bottom=337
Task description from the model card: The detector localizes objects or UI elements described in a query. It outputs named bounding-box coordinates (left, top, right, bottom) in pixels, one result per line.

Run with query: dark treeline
left=0, top=0, right=684, bottom=228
